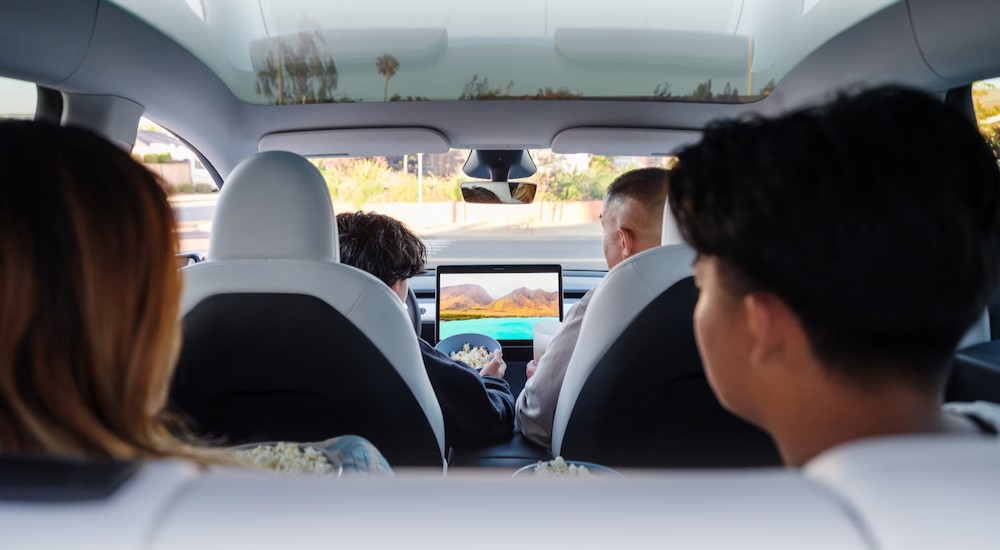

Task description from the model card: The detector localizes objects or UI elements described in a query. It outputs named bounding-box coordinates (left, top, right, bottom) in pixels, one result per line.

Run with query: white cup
left=533, top=320, right=562, bottom=362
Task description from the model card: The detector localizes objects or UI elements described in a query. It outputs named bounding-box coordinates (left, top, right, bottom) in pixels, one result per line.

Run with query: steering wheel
left=405, top=287, right=423, bottom=337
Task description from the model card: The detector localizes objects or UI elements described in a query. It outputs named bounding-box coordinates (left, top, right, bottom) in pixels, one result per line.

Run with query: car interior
left=3, top=0, right=1000, bottom=548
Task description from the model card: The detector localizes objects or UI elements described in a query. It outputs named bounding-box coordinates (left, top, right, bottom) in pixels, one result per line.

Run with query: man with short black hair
left=337, top=212, right=515, bottom=449
left=668, top=87, right=1000, bottom=466
left=517, top=168, right=671, bottom=448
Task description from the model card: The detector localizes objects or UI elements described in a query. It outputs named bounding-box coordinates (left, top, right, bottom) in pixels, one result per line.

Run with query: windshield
left=110, top=0, right=897, bottom=105
left=172, top=150, right=673, bottom=271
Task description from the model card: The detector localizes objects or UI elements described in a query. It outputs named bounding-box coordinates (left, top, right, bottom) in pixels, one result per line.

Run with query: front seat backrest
left=171, top=151, right=445, bottom=467
left=550, top=199, right=781, bottom=468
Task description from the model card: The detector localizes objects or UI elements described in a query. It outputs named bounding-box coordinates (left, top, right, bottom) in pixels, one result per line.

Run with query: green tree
left=651, top=82, right=673, bottom=99
left=459, top=74, right=514, bottom=100
left=376, top=53, right=400, bottom=102
left=530, top=87, right=582, bottom=100
left=691, top=79, right=713, bottom=100
left=719, top=82, right=739, bottom=103
left=589, top=155, right=615, bottom=173
left=255, top=30, right=339, bottom=105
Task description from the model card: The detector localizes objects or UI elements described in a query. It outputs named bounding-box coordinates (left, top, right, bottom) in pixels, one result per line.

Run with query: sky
left=440, top=272, right=559, bottom=300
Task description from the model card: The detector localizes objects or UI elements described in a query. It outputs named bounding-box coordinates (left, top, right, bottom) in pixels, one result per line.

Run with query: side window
left=133, top=117, right=218, bottom=257
left=972, top=79, right=1000, bottom=162
left=0, top=76, right=36, bottom=120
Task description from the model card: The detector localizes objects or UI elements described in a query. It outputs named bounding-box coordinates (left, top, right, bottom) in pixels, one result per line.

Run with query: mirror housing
left=460, top=181, right=537, bottom=204
left=462, top=150, right=537, bottom=181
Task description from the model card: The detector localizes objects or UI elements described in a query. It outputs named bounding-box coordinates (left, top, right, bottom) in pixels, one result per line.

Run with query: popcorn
left=533, top=456, right=591, bottom=477
left=450, top=343, right=493, bottom=370
left=233, top=442, right=335, bottom=476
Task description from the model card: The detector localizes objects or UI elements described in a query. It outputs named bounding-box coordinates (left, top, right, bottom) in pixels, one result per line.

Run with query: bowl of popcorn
left=231, top=441, right=342, bottom=477
left=512, top=456, right=623, bottom=479
left=435, top=333, right=501, bottom=370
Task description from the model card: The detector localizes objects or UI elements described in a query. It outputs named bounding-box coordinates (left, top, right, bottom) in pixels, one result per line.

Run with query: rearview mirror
left=461, top=181, right=537, bottom=204
left=176, top=251, right=205, bottom=269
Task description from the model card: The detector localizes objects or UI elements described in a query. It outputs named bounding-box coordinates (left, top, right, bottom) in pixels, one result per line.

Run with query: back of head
left=669, top=86, right=1000, bottom=390
left=0, top=121, right=184, bottom=459
left=336, top=211, right=426, bottom=287
left=604, top=167, right=671, bottom=242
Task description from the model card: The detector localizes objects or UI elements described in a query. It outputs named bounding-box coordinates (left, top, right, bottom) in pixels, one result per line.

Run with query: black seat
left=170, top=151, right=445, bottom=467
left=949, top=340, right=1000, bottom=405
left=550, top=203, right=782, bottom=468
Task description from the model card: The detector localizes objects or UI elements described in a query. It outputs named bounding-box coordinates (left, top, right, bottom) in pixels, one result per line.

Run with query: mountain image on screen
left=440, top=285, right=558, bottom=321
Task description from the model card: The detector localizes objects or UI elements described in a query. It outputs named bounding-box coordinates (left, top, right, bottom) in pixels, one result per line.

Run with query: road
left=423, top=238, right=605, bottom=270
left=171, top=195, right=607, bottom=270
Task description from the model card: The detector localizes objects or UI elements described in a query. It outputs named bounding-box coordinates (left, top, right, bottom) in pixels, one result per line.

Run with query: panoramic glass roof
left=112, top=0, right=897, bottom=105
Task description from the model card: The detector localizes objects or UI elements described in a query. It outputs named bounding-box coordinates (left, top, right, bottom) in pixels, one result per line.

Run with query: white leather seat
left=172, top=151, right=445, bottom=467
left=550, top=199, right=780, bottom=467
left=0, top=460, right=197, bottom=550
left=9, top=437, right=1000, bottom=549
left=147, top=467, right=867, bottom=550
left=806, top=434, right=1000, bottom=550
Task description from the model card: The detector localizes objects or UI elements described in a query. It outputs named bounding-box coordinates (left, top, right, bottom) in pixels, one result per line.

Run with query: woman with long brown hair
left=0, top=120, right=198, bottom=460
left=0, top=121, right=389, bottom=473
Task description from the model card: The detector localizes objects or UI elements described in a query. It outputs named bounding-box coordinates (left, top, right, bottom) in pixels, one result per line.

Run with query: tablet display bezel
left=435, top=264, right=564, bottom=346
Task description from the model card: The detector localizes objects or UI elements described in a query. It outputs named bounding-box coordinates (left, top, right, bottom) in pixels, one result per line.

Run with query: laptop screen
left=436, top=264, right=563, bottom=344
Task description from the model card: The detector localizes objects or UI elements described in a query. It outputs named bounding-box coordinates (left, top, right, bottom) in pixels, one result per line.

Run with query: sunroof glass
left=111, top=0, right=899, bottom=106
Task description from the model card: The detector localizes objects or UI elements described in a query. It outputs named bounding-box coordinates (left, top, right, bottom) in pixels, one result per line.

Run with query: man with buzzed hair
left=517, top=167, right=671, bottom=448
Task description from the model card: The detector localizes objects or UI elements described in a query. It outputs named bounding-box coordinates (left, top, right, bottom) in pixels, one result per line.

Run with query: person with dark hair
left=461, top=186, right=502, bottom=204
left=668, top=86, right=1000, bottom=466
left=336, top=212, right=515, bottom=449
left=516, top=167, right=671, bottom=448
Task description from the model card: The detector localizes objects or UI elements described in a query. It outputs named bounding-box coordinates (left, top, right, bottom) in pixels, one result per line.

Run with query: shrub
left=321, top=158, right=396, bottom=207
left=423, top=174, right=463, bottom=202
left=177, top=183, right=195, bottom=194
left=194, top=183, right=215, bottom=193
left=142, top=153, right=159, bottom=163
left=157, top=152, right=172, bottom=163
left=541, top=169, right=614, bottom=202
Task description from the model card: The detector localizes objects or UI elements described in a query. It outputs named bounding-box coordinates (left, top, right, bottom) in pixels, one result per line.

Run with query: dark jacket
left=418, top=339, right=515, bottom=449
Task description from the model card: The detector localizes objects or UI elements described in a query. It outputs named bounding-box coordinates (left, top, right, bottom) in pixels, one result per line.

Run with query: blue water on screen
left=440, top=316, right=559, bottom=340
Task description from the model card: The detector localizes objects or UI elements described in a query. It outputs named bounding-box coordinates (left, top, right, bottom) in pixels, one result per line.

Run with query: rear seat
left=0, top=459, right=197, bottom=550
left=4, top=436, right=999, bottom=549
left=147, top=469, right=867, bottom=549
left=806, top=435, right=1000, bottom=550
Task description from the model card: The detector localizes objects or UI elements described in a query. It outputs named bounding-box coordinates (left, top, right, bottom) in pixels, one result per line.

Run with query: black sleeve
left=418, top=339, right=515, bottom=449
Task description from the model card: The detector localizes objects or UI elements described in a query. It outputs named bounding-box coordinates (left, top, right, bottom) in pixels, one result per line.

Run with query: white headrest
left=209, top=151, right=339, bottom=262
left=661, top=194, right=685, bottom=246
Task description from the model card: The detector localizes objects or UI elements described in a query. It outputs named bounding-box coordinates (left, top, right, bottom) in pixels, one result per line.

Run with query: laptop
left=436, top=264, right=563, bottom=345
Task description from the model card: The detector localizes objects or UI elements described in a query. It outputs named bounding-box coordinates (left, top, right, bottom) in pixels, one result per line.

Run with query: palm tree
left=376, top=53, right=399, bottom=102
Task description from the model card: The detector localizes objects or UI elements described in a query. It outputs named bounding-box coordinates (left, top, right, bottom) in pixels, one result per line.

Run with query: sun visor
left=258, top=128, right=450, bottom=157
left=551, top=128, right=702, bottom=157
